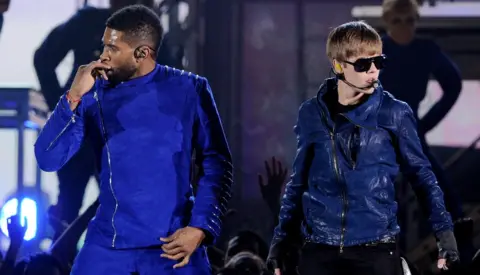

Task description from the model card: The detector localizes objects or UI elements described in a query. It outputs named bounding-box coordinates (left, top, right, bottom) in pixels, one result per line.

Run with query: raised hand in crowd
left=0, top=214, right=27, bottom=275
left=258, top=157, right=288, bottom=220
left=7, top=214, right=27, bottom=250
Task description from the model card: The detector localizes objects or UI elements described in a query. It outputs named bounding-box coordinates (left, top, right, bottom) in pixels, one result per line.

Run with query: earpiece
left=134, top=47, right=146, bottom=59
left=331, top=62, right=379, bottom=91
left=335, top=62, right=343, bottom=73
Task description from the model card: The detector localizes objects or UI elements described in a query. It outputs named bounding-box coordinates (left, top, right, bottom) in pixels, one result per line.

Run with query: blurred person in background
left=0, top=215, right=27, bottom=275
left=12, top=260, right=28, bottom=275
left=33, top=0, right=154, bottom=241
left=1, top=200, right=100, bottom=275
left=380, top=0, right=475, bottom=264
left=0, top=0, right=10, bottom=38
left=218, top=252, right=268, bottom=275
left=224, top=231, right=269, bottom=264
left=23, top=253, right=65, bottom=275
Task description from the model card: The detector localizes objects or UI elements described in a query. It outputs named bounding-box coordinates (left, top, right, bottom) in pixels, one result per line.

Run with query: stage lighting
left=0, top=197, right=38, bottom=241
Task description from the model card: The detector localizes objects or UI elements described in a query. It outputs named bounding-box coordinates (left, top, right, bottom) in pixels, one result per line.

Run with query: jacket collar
left=316, top=77, right=383, bottom=129
left=98, top=64, right=160, bottom=89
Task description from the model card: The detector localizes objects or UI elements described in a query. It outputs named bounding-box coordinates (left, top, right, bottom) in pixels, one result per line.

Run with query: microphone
left=337, top=73, right=378, bottom=90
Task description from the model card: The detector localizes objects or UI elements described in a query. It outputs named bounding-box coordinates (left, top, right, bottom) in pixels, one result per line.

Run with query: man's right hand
left=69, top=60, right=111, bottom=100
left=274, top=268, right=281, bottom=275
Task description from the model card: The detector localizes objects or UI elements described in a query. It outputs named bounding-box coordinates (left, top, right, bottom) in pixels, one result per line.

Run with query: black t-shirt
left=323, top=87, right=366, bottom=119
left=329, top=101, right=357, bottom=118
left=322, top=88, right=366, bottom=164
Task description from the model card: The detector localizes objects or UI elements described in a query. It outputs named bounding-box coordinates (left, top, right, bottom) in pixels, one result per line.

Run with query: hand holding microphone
left=65, top=60, right=110, bottom=110
left=337, top=73, right=379, bottom=91
left=69, top=60, right=111, bottom=101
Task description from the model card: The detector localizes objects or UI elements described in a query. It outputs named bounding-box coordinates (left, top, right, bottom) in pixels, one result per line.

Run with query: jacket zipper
left=335, top=114, right=371, bottom=253
left=94, top=91, right=119, bottom=248
left=46, top=115, right=76, bottom=151
left=316, top=102, right=349, bottom=253
left=330, top=126, right=348, bottom=253
left=315, top=91, right=376, bottom=253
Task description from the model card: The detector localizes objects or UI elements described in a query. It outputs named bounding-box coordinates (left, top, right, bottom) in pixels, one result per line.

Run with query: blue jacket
left=270, top=78, right=452, bottom=253
left=35, top=65, right=233, bottom=249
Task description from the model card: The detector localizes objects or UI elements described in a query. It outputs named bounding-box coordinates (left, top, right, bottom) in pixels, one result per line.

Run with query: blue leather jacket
left=270, top=78, right=453, bottom=254
left=35, top=65, right=233, bottom=249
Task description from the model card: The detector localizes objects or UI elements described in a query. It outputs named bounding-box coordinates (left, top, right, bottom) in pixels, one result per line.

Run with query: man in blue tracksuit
left=33, top=0, right=156, bottom=237
left=33, top=0, right=182, bottom=234
left=267, top=21, right=458, bottom=275
left=34, top=5, right=232, bottom=275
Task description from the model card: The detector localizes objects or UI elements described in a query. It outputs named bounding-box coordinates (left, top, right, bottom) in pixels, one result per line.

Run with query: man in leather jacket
left=267, top=21, right=459, bottom=275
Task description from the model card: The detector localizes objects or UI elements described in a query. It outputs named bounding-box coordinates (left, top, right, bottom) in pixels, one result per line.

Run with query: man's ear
left=333, top=59, right=343, bottom=74
left=134, top=46, right=150, bottom=60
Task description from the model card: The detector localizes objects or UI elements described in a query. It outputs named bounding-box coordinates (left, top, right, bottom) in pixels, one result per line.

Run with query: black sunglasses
left=343, top=55, right=387, bottom=72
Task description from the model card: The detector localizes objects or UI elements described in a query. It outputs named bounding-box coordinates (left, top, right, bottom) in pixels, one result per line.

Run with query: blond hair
left=326, top=21, right=382, bottom=62
left=382, top=0, right=419, bottom=17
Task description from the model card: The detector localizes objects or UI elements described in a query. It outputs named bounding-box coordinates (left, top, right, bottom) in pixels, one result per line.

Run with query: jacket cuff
left=433, top=222, right=454, bottom=239
left=43, top=95, right=82, bottom=141
left=189, top=216, right=220, bottom=245
left=57, top=95, right=77, bottom=122
left=267, top=258, right=280, bottom=271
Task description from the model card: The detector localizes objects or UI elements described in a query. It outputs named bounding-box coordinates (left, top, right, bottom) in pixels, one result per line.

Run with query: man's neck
left=132, top=60, right=156, bottom=79
left=337, top=81, right=361, bottom=106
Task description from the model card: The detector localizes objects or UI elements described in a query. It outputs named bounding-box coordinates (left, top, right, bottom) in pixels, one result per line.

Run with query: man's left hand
left=436, top=230, right=460, bottom=271
left=160, top=226, right=206, bottom=268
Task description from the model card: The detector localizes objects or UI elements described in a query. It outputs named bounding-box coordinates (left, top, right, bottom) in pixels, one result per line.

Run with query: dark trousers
left=297, top=242, right=401, bottom=275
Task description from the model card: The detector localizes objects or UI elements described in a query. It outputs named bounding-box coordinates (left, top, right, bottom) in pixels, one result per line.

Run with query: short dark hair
left=106, top=4, right=163, bottom=52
